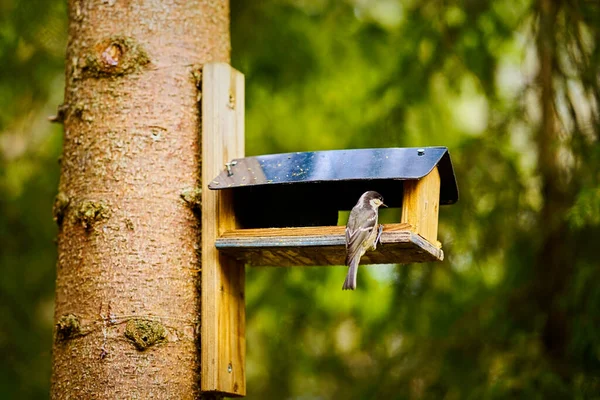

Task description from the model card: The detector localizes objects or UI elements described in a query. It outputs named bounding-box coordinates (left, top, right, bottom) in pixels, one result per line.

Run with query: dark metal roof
left=209, top=147, right=458, bottom=205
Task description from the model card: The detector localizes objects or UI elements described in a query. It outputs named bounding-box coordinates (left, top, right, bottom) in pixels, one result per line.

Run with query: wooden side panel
left=401, top=167, right=441, bottom=244
left=215, top=223, right=444, bottom=266
left=201, top=63, right=245, bottom=396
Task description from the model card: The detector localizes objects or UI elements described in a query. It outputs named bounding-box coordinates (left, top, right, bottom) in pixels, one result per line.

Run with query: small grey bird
left=342, top=191, right=386, bottom=290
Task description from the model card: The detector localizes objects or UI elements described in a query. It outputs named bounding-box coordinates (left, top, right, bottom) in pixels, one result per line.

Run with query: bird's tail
left=342, top=257, right=360, bottom=290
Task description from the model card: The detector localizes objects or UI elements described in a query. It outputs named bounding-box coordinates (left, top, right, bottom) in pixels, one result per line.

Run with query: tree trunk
left=534, top=0, right=574, bottom=377
left=51, top=1, right=229, bottom=398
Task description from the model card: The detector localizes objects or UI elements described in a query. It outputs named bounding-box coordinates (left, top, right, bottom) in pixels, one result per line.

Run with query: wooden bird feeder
left=200, top=63, right=458, bottom=397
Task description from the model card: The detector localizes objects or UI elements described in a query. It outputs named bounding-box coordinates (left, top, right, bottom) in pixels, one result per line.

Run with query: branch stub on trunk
left=82, top=36, right=150, bottom=78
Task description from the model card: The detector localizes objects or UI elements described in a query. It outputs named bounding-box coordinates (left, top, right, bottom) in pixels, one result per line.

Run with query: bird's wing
left=345, top=208, right=377, bottom=265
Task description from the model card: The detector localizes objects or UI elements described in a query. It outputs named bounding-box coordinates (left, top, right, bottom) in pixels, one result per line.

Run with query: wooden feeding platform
left=199, top=63, right=458, bottom=397
left=216, top=223, right=443, bottom=267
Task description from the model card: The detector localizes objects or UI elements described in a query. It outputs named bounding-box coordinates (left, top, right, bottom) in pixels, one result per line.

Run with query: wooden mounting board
left=216, top=223, right=443, bottom=267
left=201, top=63, right=246, bottom=396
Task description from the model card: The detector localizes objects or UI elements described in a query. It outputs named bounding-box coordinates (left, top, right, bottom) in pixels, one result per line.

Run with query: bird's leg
left=373, top=224, right=384, bottom=250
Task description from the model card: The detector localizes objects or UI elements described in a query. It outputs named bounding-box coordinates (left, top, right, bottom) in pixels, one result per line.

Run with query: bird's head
left=361, top=191, right=387, bottom=209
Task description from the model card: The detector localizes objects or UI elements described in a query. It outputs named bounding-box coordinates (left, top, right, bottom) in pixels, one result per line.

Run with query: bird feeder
left=199, top=63, right=458, bottom=397
left=210, top=146, right=458, bottom=266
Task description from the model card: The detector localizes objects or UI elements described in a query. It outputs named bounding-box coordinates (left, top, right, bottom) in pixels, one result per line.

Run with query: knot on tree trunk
left=82, top=36, right=150, bottom=78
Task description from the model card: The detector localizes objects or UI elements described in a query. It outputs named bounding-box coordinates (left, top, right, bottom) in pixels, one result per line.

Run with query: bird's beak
left=381, top=203, right=387, bottom=208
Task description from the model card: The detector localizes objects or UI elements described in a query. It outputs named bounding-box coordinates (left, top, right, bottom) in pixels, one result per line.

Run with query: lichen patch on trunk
left=52, top=192, right=71, bottom=227
left=180, top=187, right=202, bottom=210
left=125, top=319, right=167, bottom=350
left=73, top=200, right=110, bottom=230
left=56, top=314, right=82, bottom=340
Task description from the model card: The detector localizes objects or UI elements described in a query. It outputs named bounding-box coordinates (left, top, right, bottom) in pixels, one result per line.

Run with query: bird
left=342, top=191, right=386, bottom=290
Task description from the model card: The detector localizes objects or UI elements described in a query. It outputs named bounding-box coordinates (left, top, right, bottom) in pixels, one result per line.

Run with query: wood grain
left=201, top=63, right=245, bottom=396
left=216, top=223, right=443, bottom=266
left=401, top=166, right=441, bottom=244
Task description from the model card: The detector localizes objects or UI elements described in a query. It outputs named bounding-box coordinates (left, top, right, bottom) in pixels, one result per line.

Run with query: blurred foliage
left=1, top=0, right=599, bottom=398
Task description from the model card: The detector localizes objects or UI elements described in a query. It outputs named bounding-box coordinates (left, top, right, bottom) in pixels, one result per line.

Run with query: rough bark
left=51, top=1, right=229, bottom=398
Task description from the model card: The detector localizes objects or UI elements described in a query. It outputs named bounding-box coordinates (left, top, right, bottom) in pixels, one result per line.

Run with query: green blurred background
left=2, top=0, right=599, bottom=398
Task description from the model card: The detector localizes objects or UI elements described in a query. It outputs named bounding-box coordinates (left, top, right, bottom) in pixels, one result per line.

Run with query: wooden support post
left=201, top=63, right=246, bottom=396
left=401, top=166, right=441, bottom=244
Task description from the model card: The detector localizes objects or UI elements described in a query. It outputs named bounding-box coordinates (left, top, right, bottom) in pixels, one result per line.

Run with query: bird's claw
left=374, top=224, right=384, bottom=249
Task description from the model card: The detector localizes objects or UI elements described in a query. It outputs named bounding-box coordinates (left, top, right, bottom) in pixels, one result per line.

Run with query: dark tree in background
left=0, top=0, right=599, bottom=398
